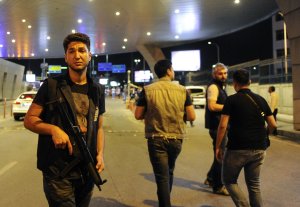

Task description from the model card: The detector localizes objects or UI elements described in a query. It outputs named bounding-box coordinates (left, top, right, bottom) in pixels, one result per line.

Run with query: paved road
left=0, top=98, right=300, bottom=207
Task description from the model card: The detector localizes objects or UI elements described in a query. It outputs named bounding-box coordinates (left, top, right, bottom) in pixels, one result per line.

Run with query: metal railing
left=185, top=57, right=292, bottom=86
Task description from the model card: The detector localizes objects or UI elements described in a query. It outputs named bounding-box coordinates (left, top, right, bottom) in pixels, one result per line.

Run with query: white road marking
left=0, top=161, right=18, bottom=176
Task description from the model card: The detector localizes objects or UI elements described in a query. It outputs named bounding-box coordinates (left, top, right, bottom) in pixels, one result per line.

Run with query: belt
left=146, top=134, right=183, bottom=140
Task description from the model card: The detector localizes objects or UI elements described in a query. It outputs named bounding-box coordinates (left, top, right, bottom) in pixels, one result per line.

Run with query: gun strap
left=243, top=92, right=266, bottom=120
left=59, top=158, right=81, bottom=178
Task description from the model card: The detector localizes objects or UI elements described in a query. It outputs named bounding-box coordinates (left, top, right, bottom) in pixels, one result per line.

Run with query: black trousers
left=207, top=129, right=227, bottom=190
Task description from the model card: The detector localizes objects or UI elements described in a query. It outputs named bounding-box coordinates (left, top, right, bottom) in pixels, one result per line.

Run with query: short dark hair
left=63, top=33, right=90, bottom=53
left=233, top=69, right=250, bottom=86
left=154, top=59, right=172, bottom=78
left=269, top=86, right=275, bottom=92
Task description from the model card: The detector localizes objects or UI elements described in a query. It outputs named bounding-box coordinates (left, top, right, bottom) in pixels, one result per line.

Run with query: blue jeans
left=147, top=138, right=182, bottom=207
left=222, top=149, right=266, bottom=207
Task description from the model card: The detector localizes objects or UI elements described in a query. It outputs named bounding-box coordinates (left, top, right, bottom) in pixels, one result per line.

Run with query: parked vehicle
left=185, top=86, right=206, bottom=108
left=12, top=91, right=37, bottom=120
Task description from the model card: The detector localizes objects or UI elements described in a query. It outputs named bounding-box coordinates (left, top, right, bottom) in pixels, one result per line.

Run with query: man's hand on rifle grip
left=51, top=126, right=73, bottom=155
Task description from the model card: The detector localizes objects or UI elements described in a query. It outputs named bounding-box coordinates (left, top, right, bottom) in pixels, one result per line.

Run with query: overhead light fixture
left=71, top=29, right=76, bottom=33
left=174, top=35, right=179, bottom=39
left=234, top=0, right=240, bottom=4
left=7, top=31, right=10, bottom=35
left=147, top=32, right=151, bottom=36
left=122, top=45, right=126, bottom=49
left=174, top=9, right=180, bottom=14
left=28, top=25, right=32, bottom=29
left=22, top=19, right=26, bottom=23
left=0, top=44, right=3, bottom=47
left=31, top=53, right=35, bottom=57
left=115, top=11, right=120, bottom=16
left=45, top=48, right=49, bottom=52
left=77, top=19, right=82, bottom=23
left=102, top=42, right=106, bottom=46
left=47, top=36, right=51, bottom=40
left=12, top=39, right=16, bottom=43
left=123, top=38, right=128, bottom=42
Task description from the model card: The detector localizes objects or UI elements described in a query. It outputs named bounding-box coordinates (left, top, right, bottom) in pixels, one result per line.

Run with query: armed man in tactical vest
left=24, top=33, right=106, bottom=207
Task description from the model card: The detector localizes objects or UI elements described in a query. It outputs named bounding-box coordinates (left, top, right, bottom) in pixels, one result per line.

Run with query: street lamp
left=208, top=41, right=220, bottom=63
left=127, top=70, right=131, bottom=99
left=278, top=12, right=288, bottom=81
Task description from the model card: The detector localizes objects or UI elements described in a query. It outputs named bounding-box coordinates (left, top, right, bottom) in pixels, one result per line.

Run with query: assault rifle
left=55, top=97, right=107, bottom=191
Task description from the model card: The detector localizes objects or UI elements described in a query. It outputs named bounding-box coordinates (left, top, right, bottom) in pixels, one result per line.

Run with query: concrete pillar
left=276, top=0, right=300, bottom=130
left=136, top=44, right=166, bottom=79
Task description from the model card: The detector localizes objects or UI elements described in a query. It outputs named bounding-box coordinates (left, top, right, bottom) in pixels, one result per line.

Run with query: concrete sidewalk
left=276, top=121, right=300, bottom=144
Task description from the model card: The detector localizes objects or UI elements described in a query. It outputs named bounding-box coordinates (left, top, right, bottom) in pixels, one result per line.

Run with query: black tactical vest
left=204, top=80, right=228, bottom=130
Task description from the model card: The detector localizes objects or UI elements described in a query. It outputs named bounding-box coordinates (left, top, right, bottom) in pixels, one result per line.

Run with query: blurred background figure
left=268, top=86, right=279, bottom=135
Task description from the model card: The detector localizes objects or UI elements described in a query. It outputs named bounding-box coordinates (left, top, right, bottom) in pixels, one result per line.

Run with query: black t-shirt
left=34, top=80, right=105, bottom=129
left=222, top=88, right=272, bottom=150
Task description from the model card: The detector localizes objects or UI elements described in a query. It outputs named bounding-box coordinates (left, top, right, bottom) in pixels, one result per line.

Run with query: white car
left=185, top=86, right=206, bottom=108
left=12, top=91, right=37, bottom=120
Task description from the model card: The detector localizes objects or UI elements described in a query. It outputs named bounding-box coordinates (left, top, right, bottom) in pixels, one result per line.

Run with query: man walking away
left=216, top=69, right=276, bottom=206
left=135, top=59, right=196, bottom=207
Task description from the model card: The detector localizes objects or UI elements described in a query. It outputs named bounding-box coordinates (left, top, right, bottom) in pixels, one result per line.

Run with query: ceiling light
left=77, top=19, right=82, bottom=23
left=174, top=9, right=180, bottom=14
left=28, top=25, right=32, bottom=29
left=7, top=31, right=10, bottom=35
left=115, top=11, right=120, bottom=16
left=71, top=29, right=76, bottom=33
left=102, top=42, right=106, bottom=46
left=122, top=45, right=126, bottom=49
left=12, top=39, right=16, bottom=43
left=22, top=19, right=26, bottom=23
left=174, top=35, right=179, bottom=39
left=147, top=32, right=151, bottom=36
left=123, top=38, right=128, bottom=42
left=45, top=48, right=49, bottom=52
left=31, top=53, right=35, bottom=56
left=0, top=44, right=3, bottom=47
left=47, top=36, right=51, bottom=40
left=234, top=0, right=240, bottom=4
